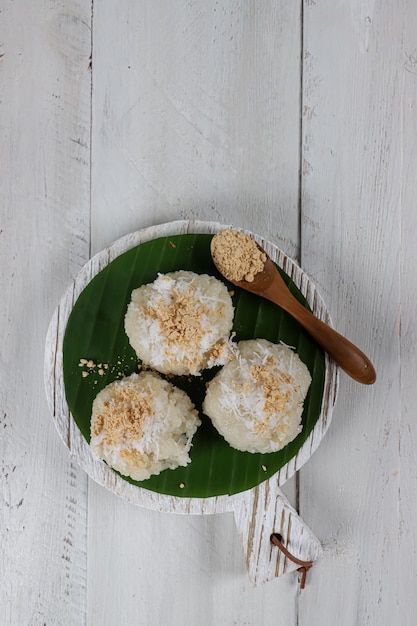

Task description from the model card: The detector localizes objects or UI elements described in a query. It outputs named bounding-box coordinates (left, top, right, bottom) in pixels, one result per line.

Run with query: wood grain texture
left=299, top=1, right=417, bottom=623
left=0, top=1, right=92, bottom=624
left=90, top=0, right=302, bottom=260
left=87, top=487, right=300, bottom=626
left=398, top=4, right=417, bottom=616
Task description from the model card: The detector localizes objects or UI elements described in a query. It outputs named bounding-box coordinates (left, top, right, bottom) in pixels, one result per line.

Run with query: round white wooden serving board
left=44, top=220, right=339, bottom=586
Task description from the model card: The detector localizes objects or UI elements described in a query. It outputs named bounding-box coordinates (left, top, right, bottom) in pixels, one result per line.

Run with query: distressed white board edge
left=44, top=219, right=339, bottom=585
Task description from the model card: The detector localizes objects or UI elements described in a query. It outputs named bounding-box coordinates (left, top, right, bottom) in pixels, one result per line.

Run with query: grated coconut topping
left=203, top=339, right=312, bottom=454
left=124, top=271, right=235, bottom=376
left=90, top=371, right=201, bottom=481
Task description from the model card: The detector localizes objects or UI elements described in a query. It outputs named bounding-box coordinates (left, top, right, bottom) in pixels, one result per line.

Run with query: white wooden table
left=2, top=2, right=416, bottom=624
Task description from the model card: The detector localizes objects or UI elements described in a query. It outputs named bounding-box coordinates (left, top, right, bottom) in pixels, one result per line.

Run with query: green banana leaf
left=63, top=233, right=325, bottom=498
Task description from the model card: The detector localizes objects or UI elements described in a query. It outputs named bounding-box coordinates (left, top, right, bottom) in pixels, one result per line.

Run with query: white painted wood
left=299, top=1, right=417, bottom=624
left=3, top=0, right=415, bottom=623
left=398, top=17, right=417, bottom=618
left=90, top=0, right=302, bottom=261
left=0, top=1, right=91, bottom=624
left=87, top=489, right=299, bottom=626
left=45, top=220, right=336, bottom=587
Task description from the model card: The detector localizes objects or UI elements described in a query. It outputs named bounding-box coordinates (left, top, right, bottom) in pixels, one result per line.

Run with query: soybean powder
left=211, top=229, right=267, bottom=282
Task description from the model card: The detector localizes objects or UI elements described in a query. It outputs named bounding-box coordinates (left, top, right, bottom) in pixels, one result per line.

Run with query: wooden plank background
left=1, top=1, right=416, bottom=624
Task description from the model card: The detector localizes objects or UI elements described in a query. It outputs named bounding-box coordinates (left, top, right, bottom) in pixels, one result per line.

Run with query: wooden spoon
left=211, top=239, right=376, bottom=385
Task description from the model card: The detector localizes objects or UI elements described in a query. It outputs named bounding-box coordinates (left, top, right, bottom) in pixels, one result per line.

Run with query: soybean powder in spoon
left=211, top=229, right=267, bottom=282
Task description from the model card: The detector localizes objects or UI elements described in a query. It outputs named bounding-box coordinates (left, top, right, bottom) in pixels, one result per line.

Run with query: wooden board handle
left=232, top=481, right=322, bottom=586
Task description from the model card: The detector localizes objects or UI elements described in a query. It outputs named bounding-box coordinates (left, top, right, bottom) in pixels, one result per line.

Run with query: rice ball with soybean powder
left=203, top=339, right=312, bottom=454
left=90, top=371, right=201, bottom=481
left=124, top=271, right=235, bottom=376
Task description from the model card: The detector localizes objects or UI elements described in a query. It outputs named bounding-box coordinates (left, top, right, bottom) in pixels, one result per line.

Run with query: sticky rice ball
left=203, top=339, right=312, bottom=454
left=90, top=371, right=201, bottom=481
left=124, top=271, right=235, bottom=376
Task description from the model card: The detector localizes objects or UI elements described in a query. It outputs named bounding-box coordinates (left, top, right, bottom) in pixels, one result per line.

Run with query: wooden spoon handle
left=278, top=297, right=376, bottom=384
